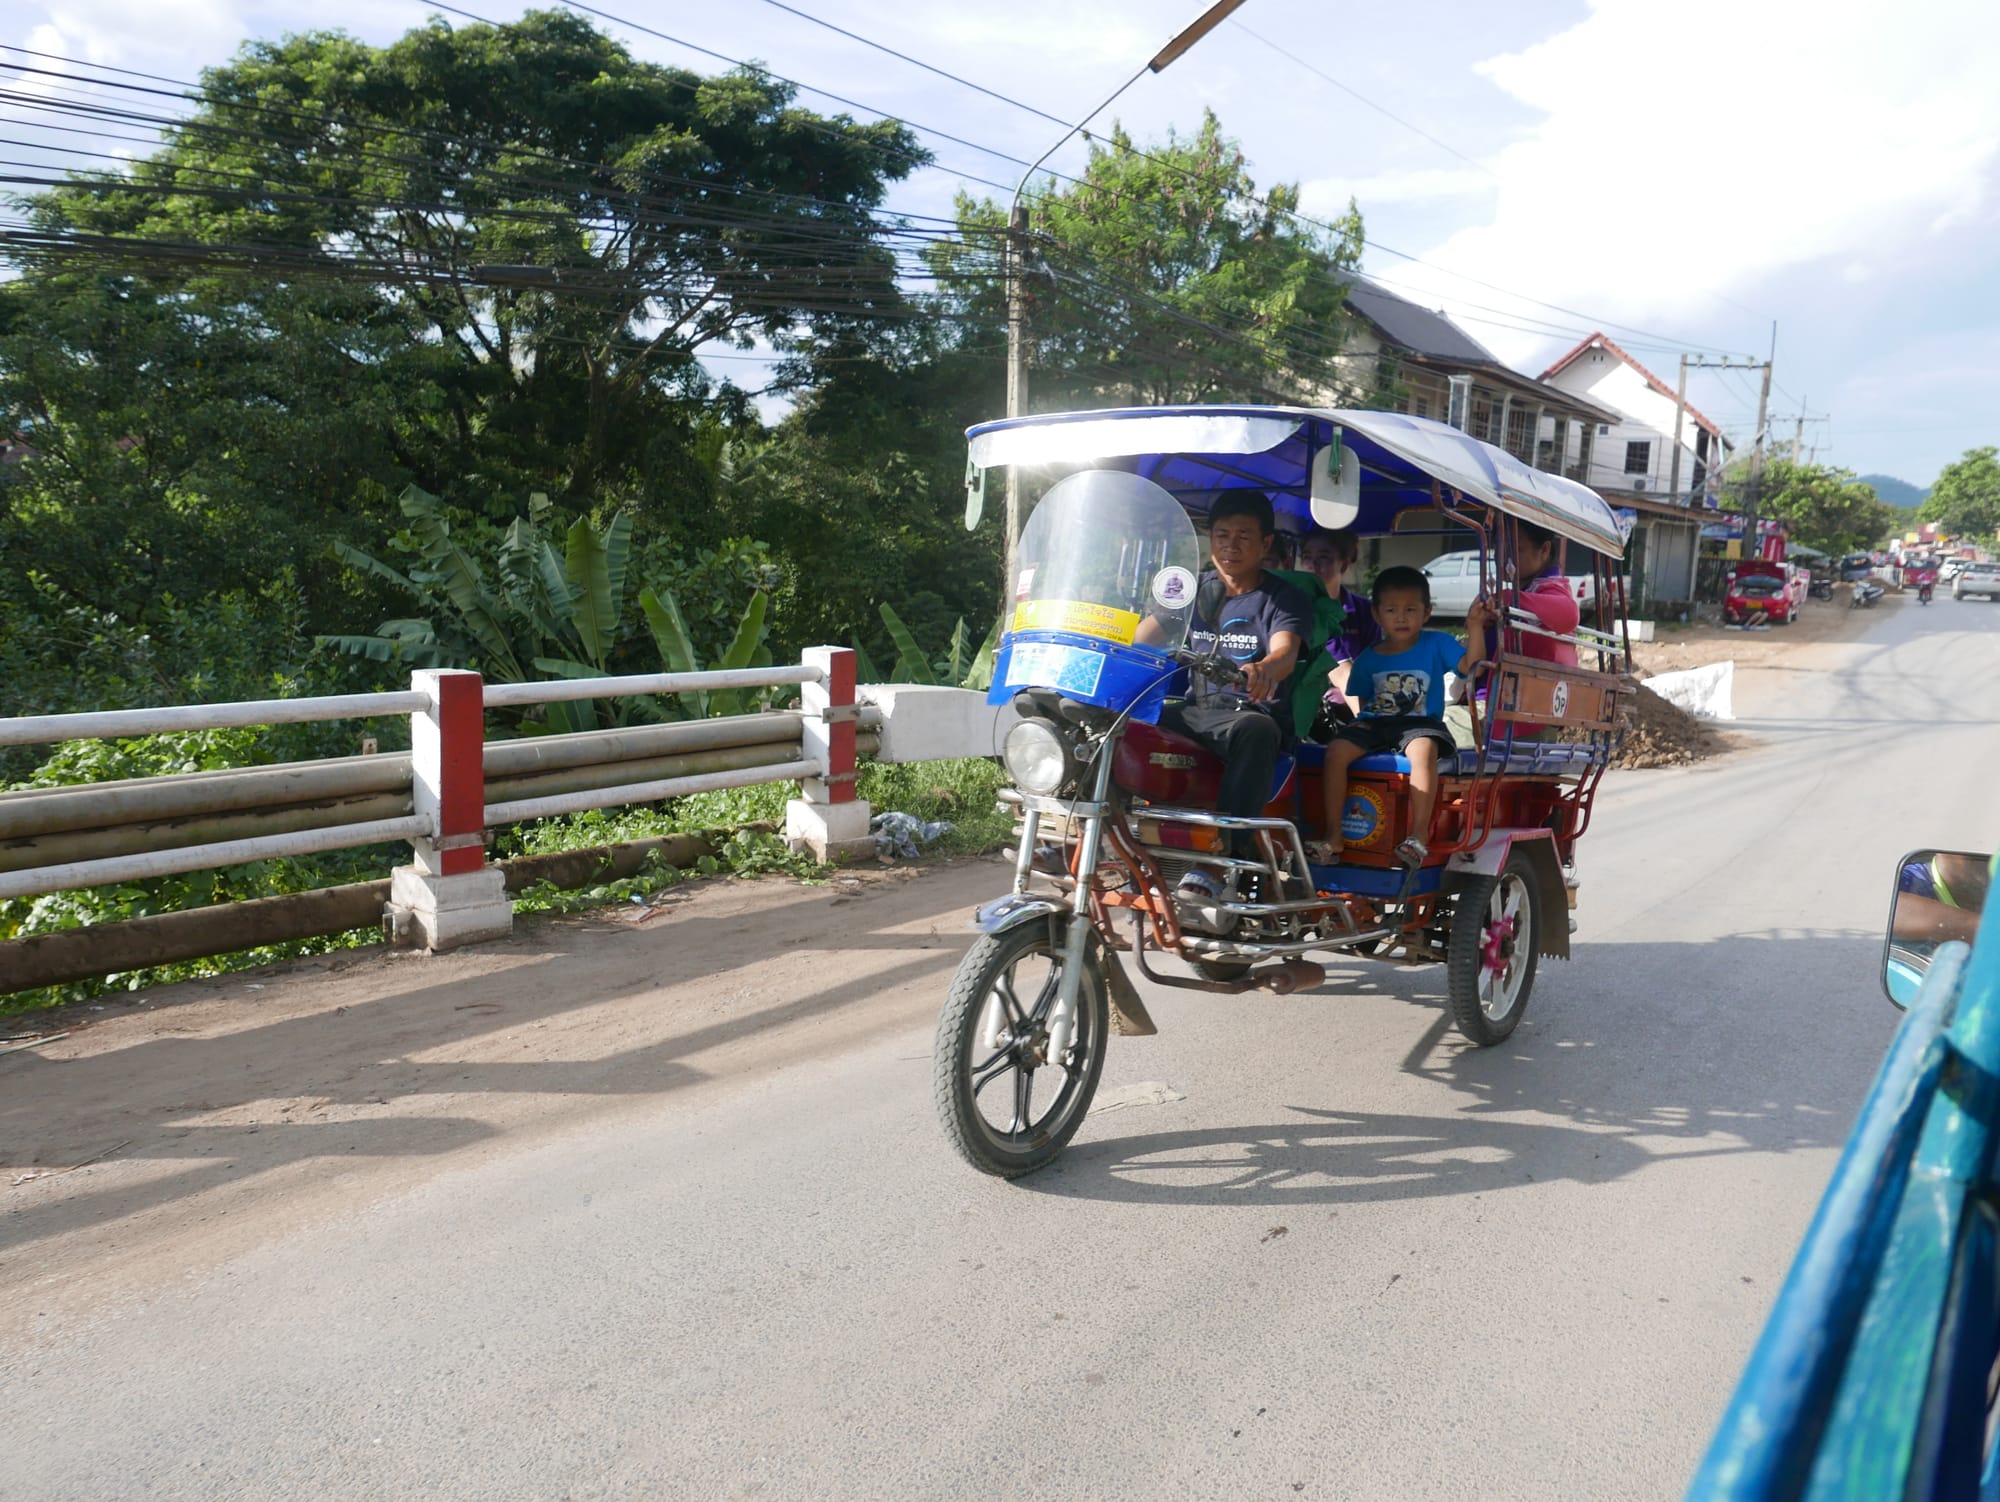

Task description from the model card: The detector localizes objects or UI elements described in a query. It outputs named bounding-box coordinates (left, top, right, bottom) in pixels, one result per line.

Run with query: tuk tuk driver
left=1135, top=493, right=1309, bottom=903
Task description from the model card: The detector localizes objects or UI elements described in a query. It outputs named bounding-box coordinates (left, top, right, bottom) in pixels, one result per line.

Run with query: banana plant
left=639, top=585, right=773, bottom=718
left=324, top=485, right=634, bottom=731
left=874, top=604, right=1002, bottom=691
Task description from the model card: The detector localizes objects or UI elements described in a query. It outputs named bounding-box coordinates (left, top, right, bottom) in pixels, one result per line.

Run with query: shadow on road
left=1020, top=929, right=1897, bottom=1208
left=0, top=866, right=985, bottom=1261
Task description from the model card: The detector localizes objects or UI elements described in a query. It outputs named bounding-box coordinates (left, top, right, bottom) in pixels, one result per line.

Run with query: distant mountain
left=1861, top=474, right=1929, bottom=509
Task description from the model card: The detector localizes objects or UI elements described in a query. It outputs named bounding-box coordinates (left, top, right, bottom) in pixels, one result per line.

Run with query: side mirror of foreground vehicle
left=1883, top=848, right=1992, bottom=1008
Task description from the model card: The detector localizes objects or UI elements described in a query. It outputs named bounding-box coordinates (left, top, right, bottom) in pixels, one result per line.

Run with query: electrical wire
left=1228, top=19, right=1495, bottom=179
left=537, top=0, right=1752, bottom=359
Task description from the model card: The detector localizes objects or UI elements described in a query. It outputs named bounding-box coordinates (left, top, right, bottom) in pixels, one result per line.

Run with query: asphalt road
left=5, top=595, right=1998, bottom=1501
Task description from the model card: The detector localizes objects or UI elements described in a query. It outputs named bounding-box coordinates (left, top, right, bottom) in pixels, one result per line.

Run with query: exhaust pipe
left=1251, top=961, right=1325, bottom=996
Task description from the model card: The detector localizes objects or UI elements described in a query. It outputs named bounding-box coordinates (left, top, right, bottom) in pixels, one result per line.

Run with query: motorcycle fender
left=971, top=893, right=1067, bottom=936
left=1447, top=833, right=1570, bottom=961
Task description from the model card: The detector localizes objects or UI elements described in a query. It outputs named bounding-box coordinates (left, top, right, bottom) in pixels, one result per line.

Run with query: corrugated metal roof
left=1342, top=277, right=1502, bottom=367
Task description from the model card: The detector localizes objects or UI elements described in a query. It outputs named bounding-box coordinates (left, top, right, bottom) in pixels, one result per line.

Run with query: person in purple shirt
left=1300, top=527, right=1380, bottom=711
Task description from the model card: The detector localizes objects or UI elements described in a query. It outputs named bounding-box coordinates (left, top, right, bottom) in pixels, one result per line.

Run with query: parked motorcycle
left=1851, top=579, right=1885, bottom=609
left=1807, top=576, right=1834, bottom=600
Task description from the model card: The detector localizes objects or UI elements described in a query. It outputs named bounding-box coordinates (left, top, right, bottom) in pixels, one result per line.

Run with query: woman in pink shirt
left=1481, top=521, right=1579, bottom=668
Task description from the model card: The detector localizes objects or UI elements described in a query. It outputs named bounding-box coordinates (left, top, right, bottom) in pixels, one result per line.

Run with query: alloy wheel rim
left=968, top=955, right=1082, bottom=1142
left=1477, top=872, right=1531, bottom=1022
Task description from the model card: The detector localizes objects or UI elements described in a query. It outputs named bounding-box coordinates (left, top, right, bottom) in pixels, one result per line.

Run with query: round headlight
left=1003, top=718, right=1070, bottom=795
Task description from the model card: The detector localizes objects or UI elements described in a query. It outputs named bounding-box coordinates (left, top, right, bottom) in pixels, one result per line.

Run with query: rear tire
left=933, top=922, right=1109, bottom=1178
left=1446, top=851, right=1542, bottom=1047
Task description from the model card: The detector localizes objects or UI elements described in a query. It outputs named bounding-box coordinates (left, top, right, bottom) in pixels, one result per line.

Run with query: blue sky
left=12, top=0, right=2000, bottom=487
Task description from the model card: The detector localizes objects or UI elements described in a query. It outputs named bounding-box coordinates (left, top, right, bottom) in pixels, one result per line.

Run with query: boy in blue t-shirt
left=1313, top=565, right=1492, bottom=866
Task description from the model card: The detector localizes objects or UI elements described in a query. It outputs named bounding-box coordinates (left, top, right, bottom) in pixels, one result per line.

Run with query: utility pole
left=1003, top=200, right=1030, bottom=594
left=1791, top=401, right=1805, bottom=464
left=998, top=0, right=1247, bottom=608
left=1670, top=352, right=1765, bottom=508
left=1667, top=355, right=1689, bottom=505
left=1743, top=324, right=1775, bottom=559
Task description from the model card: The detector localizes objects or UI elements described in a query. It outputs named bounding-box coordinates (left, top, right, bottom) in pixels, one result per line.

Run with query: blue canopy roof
left=966, top=404, right=1626, bottom=558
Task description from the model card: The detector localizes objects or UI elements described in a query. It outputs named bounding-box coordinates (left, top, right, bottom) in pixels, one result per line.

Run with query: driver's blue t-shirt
left=1348, top=630, right=1462, bottom=719
left=1187, top=569, right=1311, bottom=728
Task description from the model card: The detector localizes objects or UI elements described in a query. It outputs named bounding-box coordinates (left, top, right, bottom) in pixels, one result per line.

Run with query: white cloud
left=1374, top=0, right=2000, bottom=362
left=1299, top=165, right=1493, bottom=212
left=27, top=0, right=252, bottom=68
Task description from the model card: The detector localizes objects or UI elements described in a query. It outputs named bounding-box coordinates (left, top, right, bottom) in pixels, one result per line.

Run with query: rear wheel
left=1446, top=852, right=1542, bottom=1046
left=933, top=922, right=1108, bottom=1178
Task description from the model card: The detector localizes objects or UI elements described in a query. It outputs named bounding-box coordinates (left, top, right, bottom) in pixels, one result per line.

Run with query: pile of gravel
left=1613, top=681, right=1727, bottom=769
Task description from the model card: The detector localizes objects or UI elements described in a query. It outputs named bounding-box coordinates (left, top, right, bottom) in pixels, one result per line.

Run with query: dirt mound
left=1613, top=682, right=1727, bottom=769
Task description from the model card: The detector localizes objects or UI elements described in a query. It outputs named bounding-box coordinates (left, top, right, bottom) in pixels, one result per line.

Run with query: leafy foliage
left=1919, top=448, right=2000, bottom=542
left=928, top=111, right=1366, bottom=408
left=1728, top=460, right=1901, bottom=555
left=324, top=483, right=772, bottom=729
left=0, top=11, right=924, bottom=674
left=875, top=603, right=1001, bottom=689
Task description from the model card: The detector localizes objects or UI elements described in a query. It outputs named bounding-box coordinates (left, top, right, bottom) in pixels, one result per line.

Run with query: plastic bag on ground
left=871, top=810, right=954, bottom=860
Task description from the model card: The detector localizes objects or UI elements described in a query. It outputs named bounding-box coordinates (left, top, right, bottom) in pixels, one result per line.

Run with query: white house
left=1537, top=333, right=1735, bottom=610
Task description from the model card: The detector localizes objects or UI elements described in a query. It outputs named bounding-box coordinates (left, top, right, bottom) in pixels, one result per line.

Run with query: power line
left=514, top=0, right=1752, bottom=360
left=747, top=0, right=1074, bottom=133
left=1229, top=20, right=1494, bottom=179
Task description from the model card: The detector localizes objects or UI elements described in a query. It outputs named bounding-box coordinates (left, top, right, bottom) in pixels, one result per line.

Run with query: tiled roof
left=1540, top=332, right=1731, bottom=445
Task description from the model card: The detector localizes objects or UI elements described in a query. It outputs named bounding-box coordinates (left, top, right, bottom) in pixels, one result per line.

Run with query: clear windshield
left=1011, top=470, right=1202, bottom=653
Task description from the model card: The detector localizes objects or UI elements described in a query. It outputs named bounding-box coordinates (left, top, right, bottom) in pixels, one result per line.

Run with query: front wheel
left=1446, top=852, right=1543, bottom=1046
left=933, top=922, right=1109, bottom=1178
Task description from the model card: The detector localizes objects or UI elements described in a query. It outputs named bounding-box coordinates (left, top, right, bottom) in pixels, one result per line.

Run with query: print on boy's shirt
left=1361, top=669, right=1433, bottom=716
left=1344, top=629, right=1462, bottom=720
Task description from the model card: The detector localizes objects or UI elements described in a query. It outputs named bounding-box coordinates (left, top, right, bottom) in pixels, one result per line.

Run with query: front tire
left=1446, top=852, right=1543, bottom=1046
left=933, top=922, right=1109, bottom=1178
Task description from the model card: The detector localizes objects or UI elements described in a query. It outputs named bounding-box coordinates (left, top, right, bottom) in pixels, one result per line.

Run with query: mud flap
left=1514, top=837, right=1571, bottom=963
left=1448, top=834, right=1570, bottom=962
left=1091, top=931, right=1158, bottom=1036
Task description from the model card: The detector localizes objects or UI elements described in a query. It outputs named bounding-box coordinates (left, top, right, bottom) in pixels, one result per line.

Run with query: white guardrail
left=0, top=659, right=834, bottom=905
left=0, top=655, right=1015, bottom=925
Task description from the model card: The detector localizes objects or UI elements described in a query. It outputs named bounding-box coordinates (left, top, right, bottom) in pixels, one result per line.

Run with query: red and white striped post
left=785, top=646, right=874, bottom=862
left=410, top=668, right=486, bottom=875
left=387, top=668, right=513, bottom=949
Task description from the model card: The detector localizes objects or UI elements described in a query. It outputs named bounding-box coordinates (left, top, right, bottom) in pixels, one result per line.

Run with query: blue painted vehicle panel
left=1689, top=861, right=2000, bottom=1498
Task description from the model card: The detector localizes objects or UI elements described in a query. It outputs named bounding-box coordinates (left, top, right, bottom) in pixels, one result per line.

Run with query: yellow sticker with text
left=1011, top=598, right=1141, bottom=645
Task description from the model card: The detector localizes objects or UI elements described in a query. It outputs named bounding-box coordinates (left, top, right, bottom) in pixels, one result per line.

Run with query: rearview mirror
left=1883, top=848, right=1991, bottom=1008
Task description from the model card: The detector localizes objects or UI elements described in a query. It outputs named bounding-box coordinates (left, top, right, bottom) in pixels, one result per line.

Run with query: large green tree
left=1727, top=459, right=1899, bottom=554
left=1919, top=447, right=2000, bottom=541
left=928, top=111, right=1366, bottom=408
left=0, top=11, right=921, bottom=637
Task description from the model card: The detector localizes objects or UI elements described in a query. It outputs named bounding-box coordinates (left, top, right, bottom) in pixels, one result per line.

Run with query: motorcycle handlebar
left=1173, top=646, right=1248, bottom=688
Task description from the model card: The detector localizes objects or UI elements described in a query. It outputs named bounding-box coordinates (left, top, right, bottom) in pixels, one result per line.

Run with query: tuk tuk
left=934, top=405, right=1631, bottom=1178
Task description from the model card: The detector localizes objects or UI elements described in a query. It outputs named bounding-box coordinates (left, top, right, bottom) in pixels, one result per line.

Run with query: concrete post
left=785, top=647, right=874, bottom=862
left=387, top=668, right=511, bottom=950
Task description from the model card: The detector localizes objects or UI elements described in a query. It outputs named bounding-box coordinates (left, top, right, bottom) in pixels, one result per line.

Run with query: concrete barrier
left=859, top=685, right=1008, bottom=764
